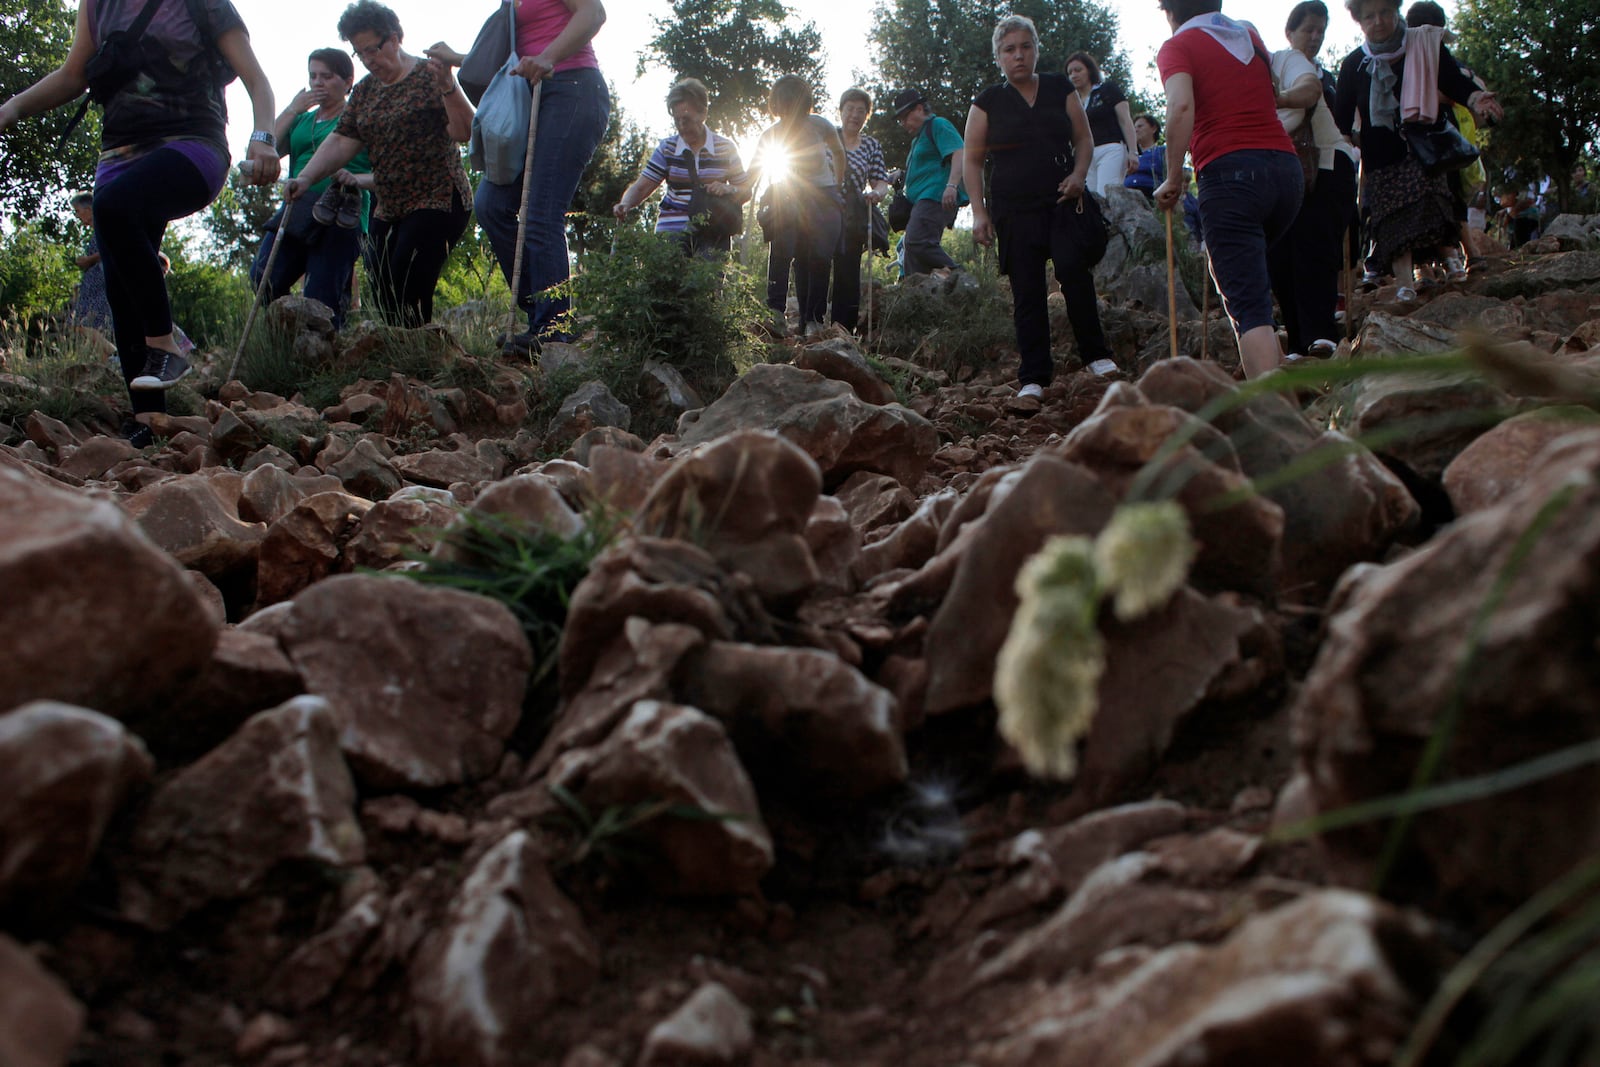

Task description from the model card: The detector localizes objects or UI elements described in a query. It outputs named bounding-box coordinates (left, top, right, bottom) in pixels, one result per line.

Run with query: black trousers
left=94, top=147, right=215, bottom=415
left=1268, top=152, right=1358, bottom=354
left=997, top=202, right=1112, bottom=386
left=366, top=192, right=469, bottom=327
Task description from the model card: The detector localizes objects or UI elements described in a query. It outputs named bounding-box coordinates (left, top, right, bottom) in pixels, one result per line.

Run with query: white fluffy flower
left=1093, top=501, right=1198, bottom=621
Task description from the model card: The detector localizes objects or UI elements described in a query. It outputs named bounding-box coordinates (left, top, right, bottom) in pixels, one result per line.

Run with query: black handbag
left=887, top=189, right=913, bottom=232
left=681, top=151, right=743, bottom=241
left=458, top=2, right=514, bottom=107
left=1403, top=118, right=1479, bottom=176
left=1054, top=191, right=1110, bottom=270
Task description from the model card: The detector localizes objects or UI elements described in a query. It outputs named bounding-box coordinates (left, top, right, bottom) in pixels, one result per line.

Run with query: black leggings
left=365, top=193, right=470, bottom=327
left=94, top=147, right=216, bottom=415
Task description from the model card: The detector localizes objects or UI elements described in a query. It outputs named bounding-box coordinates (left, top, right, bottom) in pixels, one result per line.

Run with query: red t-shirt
left=1156, top=26, right=1294, bottom=171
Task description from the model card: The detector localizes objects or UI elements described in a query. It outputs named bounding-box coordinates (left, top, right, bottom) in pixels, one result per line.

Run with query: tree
left=641, top=0, right=827, bottom=140
left=568, top=93, right=654, bottom=262
left=0, top=0, right=100, bottom=227
left=1456, top=0, right=1600, bottom=206
left=862, top=0, right=1128, bottom=163
left=201, top=168, right=278, bottom=273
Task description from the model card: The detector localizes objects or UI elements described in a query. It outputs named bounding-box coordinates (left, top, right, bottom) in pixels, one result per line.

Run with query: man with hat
left=893, top=87, right=966, bottom=276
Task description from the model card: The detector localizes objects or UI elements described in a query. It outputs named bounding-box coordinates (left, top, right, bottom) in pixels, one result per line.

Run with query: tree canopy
left=1456, top=0, right=1600, bottom=202
left=641, top=0, right=827, bottom=140
left=0, top=0, right=100, bottom=227
left=860, top=0, right=1128, bottom=163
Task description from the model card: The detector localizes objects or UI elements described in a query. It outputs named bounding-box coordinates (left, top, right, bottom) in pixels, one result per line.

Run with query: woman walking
left=0, top=0, right=279, bottom=441
left=1267, top=0, right=1359, bottom=359
left=749, top=75, right=847, bottom=340
left=1154, top=0, right=1303, bottom=379
left=287, top=0, right=473, bottom=328
left=964, top=15, right=1116, bottom=398
left=830, top=88, right=890, bottom=333
left=1332, top=0, right=1501, bottom=302
left=252, top=48, right=372, bottom=327
left=1065, top=52, right=1139, bottom=198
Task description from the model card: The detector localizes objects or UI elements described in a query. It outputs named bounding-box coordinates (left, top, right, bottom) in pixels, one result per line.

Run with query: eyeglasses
left=351, top=35, right=390, bottom=62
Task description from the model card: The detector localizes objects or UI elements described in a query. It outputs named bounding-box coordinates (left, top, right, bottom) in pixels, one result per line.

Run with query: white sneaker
left=1088, top=358, right=1119, bottom=377
left=1017, top=383, right=1043, bottom=399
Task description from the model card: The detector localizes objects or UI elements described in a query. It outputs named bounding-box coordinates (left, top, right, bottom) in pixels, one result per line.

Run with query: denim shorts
left=1197, top=149, right=1304, bottom=334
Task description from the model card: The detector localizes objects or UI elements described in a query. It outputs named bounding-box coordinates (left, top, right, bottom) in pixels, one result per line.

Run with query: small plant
left=868, top=255, right=1014, bottom=376
left=399, top=505, right=622, bottom=687
left=542, top=783, right=744, bottom=875
left=994, top=501, right=1197, bottom=779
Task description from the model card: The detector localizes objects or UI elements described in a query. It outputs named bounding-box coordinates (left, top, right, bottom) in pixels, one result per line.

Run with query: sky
left=224, top=0, right=1459, bottom=161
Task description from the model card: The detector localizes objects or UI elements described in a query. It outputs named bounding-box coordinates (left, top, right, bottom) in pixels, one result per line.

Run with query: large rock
left=1294, top=433, right=1600, bottom=927
left=639, top=431, right=823, bottom=606
left=122, top=696, right=364, bottom=928
left=545, top=701, right=773, bottom=896
left=1058, top=397, right=1285, bottom=599
left=237, top=464, right=343, bottom=525
left=549, top=380, right=631, bottom=441
left=141, top=628, right=306, bottom=761
left=793, top=337, right=897, bottom=405
left=1442, top=410, right=1600, bottom=515
left=410, top=831, right=598, bottom=1067
left=1137, top=358, right=1420, bottom=595
left=253, top=490, right=373, bottom=607
left=1344, top=360, right=1512, bottom=482
left=0, top=934, right=84, bottom=1067
left=922, top=455, right=1118, bottom=714
left=557, top=537, right=779, bottom=699
left=1480, top=249, right=1600, bottom=299
left=0, top=703, right=152, bottom=919
left=678, top=641, right=907, bottom=800
left=972, top=891, right=1430, bottom=1067
left=677, top=363, right=937, bottom=488
left=0, top=467, right=219, bottom=718
left=342, top=494, right=459, bottom=571
left=281, top=574, right=532, bottom=790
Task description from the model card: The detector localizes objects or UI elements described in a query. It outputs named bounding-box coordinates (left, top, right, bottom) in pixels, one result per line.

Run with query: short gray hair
left=992, top=15, right=1039, bottom=62
left=666, top=77, right=709, bottom=114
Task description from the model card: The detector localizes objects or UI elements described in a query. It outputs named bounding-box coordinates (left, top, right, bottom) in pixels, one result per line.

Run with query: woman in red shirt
left=1154, top=0, right=1303, bottom=378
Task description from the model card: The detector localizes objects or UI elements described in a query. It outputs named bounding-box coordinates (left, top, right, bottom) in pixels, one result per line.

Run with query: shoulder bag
left=1403, top=118, right=1480, bottom=176
left=458, top=1, right=515, bottom=107
left=681, top=149, right=743, bottom=241
left=469, top=5, right=532, bottom=185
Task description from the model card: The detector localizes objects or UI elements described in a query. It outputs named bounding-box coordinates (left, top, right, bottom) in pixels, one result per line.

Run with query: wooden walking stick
left=226, top=188, right=288, bottom=384
left=506, top=80, right=544, bottom=346
left=1201, top=248, right=1210, bottom=363
left=863, top=190, right=873, bottom=340
left=1165, top=206, right=1179, bottom=362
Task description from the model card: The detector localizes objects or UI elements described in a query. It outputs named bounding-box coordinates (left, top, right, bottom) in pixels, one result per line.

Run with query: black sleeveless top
left=973, top=72, right=1079, bottom=220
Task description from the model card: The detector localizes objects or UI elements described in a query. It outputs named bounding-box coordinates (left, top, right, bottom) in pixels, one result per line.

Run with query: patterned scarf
left=1361, top=16, right=1409, bottom=131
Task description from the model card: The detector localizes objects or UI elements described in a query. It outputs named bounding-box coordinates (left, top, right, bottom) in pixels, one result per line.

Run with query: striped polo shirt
left=642, top=129, right=748, bottom=233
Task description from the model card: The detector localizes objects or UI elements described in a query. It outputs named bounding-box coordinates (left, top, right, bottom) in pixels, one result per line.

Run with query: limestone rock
left=639, top=431, right=823, bottom=606
left=0, top=466, right=219, bottom=717
left=237, top=463, right=343, bottom=525
left=677, top=363, right=937, bottom=489
left=282, top=574, right=531, bottom=789
left=0, top=934, right=84, bottom=1067
left=142, top=628, right=306, bottom=761
left=392, top=447, right=497, bottom=489
left=1442, top=410, right=1600, bottom=515
left=546, top=701, right=773, bottom=896
left=679, top=641, right=908, bottom=800
left=550, top=380, right=632, bottom=441
left=254, top=490, right=373, bottom=607
left=1345, top=362, right=1512, bottom=482
left=343, top=494, right=459, bottom=571
left=794, top=336, right=897, bottom=405
left=324, top=438, right=404, bottom=501
left=640, top=360, right=706, bottom=423
left=123, top=696, right=365, bottom=928
left=833, top=470, right=914, bottom=534
left=119, top=474, right=267, bottom=579
left=1294, top=433, right=1600, bottom=927
left=0, top=703, right=152, bottom=917
left=639, top=982, right=754, bottom=1067
left=410, top=832, right=598, bottom=1066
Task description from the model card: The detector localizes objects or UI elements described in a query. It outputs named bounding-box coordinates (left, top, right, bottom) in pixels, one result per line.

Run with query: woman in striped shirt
left=614, top=77, right=747, bottom=257
left=831, top=87, right=891, bottom=333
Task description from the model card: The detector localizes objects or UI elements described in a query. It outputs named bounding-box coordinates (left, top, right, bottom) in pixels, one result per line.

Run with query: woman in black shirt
left=964, top=15, right=1115, bottom=398
left=1066, top=51, right=1138, bottom=197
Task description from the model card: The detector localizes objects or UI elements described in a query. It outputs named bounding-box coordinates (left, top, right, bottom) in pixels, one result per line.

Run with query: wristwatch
left=249, top=130, right=276, bottom=149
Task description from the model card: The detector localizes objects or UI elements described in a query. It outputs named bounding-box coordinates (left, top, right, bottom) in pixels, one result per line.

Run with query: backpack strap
left=59, top=0, right=167, bottom=146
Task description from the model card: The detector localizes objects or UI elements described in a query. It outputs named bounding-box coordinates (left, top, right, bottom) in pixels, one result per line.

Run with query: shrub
left=165, top=248, right=250, bottom=351
left=868, top=253, right=1014, bottom=375
left=554, top=223, right=765, bottom=427
left=0, top=221, right=78, bottom=325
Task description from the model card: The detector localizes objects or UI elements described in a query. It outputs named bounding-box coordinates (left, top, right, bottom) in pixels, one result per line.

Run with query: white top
left=1271, top=48, right=1359, bottom=170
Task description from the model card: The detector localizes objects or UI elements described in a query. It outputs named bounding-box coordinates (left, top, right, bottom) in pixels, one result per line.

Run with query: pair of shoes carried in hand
left=312, top=184, right=362, bottom=229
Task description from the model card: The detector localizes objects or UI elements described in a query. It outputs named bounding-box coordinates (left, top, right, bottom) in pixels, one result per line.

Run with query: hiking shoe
left=498, top=330, right=539, bottom=359
left=1307, top=339, right=1338, bottom=359
left=312, top=184, right=342, bottom=226
left=1445, top=254, right=1468, bottom=282
left=121, top=420, right=153, bottom=448
left=129, top=347, right=191, bottom=391
left=335, top=187, right=362, bottom=229
left=1088, top=358, right=1120, bottom=377
left=1394, top=285, right=1418, bottom=303
left=1017, top=382, right=1044, bottom=399
left=1359, top=270, right=1382, bottom=292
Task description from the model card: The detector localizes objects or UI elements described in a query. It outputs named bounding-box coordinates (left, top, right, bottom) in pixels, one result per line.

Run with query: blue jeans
left=251, top=223, right=362, bottom=329
left=1197, top=149, right=1303, bottom=334
left=474, top=66, right=610, bottom=339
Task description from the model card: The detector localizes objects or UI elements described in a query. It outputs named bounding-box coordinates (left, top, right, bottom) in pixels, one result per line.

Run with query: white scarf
left=1173, top=12, right=1259, bottom=65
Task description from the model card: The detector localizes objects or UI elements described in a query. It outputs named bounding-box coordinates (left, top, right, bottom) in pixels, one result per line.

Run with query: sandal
left=1307, top=339, right=1338, bottom=359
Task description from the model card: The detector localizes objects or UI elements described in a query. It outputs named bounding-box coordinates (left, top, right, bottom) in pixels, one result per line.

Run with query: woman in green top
left=251, top=48, right=372, bottom=327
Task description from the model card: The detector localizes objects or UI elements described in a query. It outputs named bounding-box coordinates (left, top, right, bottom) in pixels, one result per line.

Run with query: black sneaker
left=312, top=185, right=342, bottom=226
left=129, top=347, right=191, bottom=391
left=121, top=420, right=153, bottom=448
left=335, top=188, right=362, bottom=229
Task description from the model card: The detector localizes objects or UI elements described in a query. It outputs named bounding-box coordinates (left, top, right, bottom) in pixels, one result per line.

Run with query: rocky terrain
left=3, top=210, right=1600, bottom=1067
